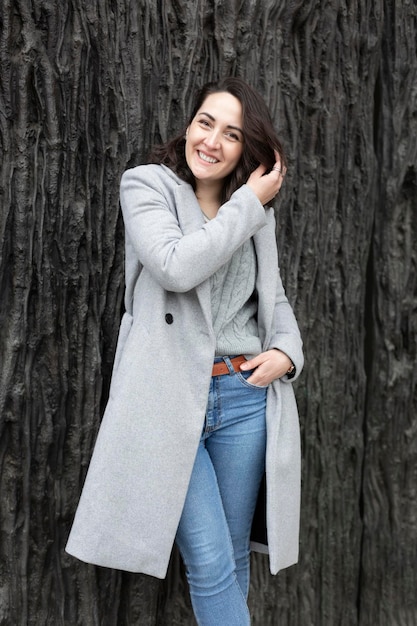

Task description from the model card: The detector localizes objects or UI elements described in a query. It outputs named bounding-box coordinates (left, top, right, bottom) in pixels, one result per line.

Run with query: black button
left=165, top=313, right=173, bottom=324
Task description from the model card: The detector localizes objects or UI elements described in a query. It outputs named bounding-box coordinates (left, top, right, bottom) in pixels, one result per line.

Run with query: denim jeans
left=175, top=357, right=267, bottom=626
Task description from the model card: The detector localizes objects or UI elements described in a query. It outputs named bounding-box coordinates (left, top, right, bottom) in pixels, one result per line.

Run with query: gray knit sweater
left=211, top=238, right=262, bottom=356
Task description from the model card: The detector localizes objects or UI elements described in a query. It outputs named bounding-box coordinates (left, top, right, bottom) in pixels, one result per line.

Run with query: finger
left=254, top=163, right=268, bottom=176
left=272, top=150, right=286, bottom=177
left=246, top=361, right=274, bottom=386
left=273, top=150, right=282, bottom=170
left=246, top=373, right=264, bottom=386
left=247, top=163, right=267, bottom=184
left=240, top=353, right=266, bottom=370
left=271, top=163, right=284, bottom=177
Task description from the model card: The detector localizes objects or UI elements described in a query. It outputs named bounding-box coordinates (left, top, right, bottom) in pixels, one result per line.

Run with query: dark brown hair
left=149, top=77, right=286, bottom=203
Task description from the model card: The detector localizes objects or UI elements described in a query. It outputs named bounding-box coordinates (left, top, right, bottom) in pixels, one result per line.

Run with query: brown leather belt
left=212, top=355, right=247, bottom=377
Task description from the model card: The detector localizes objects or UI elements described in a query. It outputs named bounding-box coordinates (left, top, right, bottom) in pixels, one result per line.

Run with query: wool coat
left=66, top=164, right=304, bottom=579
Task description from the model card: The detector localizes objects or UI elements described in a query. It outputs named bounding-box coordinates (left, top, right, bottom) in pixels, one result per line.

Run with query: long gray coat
left=66, top=164, right=303, bottom=579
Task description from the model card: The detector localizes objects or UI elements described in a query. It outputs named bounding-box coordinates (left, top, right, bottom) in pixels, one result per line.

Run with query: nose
left=203, top=129, right=221, bottom=149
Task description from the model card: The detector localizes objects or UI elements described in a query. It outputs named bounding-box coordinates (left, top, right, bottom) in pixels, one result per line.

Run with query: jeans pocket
left=235, top=370, right=269, bottom=390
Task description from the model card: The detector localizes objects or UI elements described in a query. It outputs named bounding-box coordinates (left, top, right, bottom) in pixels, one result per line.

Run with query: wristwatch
left=286, top=363, right=296, bottom=379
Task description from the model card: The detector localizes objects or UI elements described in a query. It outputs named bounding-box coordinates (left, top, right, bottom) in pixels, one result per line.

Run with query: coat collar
left=160, top=165, right=205, bottom=235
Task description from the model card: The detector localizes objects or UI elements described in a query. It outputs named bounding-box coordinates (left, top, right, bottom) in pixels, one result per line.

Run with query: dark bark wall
left=359, top=3, right=417, bottom=623
left=0, top=1, right=416, bottom=625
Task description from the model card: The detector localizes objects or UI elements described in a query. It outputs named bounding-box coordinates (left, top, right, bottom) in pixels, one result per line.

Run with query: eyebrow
left=198, top=111, right=243, bottom=135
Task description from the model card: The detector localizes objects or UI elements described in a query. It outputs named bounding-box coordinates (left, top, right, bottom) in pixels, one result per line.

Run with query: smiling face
left=185, top=91, right=244, bottom=196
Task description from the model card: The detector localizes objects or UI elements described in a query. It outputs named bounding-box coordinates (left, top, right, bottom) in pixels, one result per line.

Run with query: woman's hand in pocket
left=240, top=349, right=292, bottom=386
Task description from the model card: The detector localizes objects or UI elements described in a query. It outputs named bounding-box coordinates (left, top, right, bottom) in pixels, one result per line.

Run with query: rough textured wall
left=359, top=2, right=417, bottom=623
left=0, top=0, right=416, bottom=625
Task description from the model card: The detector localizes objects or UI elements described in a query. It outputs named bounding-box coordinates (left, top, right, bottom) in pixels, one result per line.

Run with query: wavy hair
left=149, top=77, right=286, bottom=203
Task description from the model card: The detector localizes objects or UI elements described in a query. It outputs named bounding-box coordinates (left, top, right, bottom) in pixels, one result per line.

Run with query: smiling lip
left=198, top=150, right=219, bottom=164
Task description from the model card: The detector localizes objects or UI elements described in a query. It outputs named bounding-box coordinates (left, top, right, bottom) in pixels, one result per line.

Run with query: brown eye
left=225, top=131, right=241, bottom=141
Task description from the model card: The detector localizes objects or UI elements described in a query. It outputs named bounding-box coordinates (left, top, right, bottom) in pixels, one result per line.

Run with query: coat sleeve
left=267, top=262, right=304, bottom=383
left=120, top=166, right=267, bottom=292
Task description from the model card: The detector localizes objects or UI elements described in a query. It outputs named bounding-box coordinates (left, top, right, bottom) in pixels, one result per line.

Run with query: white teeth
left=198, top=151, right=218, bottom=164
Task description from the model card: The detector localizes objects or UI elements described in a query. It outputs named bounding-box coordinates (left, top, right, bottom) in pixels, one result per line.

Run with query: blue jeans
left=176, top=357, right=267, bottom=626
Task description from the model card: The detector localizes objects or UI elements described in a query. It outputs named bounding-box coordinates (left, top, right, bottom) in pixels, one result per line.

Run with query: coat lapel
left=174, top=185, right=205, bottom=234
left=174, top=184, right=213, bottom=330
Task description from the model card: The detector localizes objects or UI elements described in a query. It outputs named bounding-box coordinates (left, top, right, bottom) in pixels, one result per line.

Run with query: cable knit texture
left=211, top=238, right=262, bottom=356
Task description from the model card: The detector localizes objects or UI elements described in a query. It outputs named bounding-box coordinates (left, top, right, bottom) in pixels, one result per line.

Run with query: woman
left=66, top=77, right=303, bottom=625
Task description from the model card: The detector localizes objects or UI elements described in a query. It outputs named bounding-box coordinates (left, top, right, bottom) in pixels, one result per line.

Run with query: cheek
left=185, top=140, right=192, bottom=168
left=229, top=145, right=243, bottom=167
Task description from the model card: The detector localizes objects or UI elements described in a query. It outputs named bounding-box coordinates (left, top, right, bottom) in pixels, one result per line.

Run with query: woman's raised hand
left=246, top=150, right=287, bottom=206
